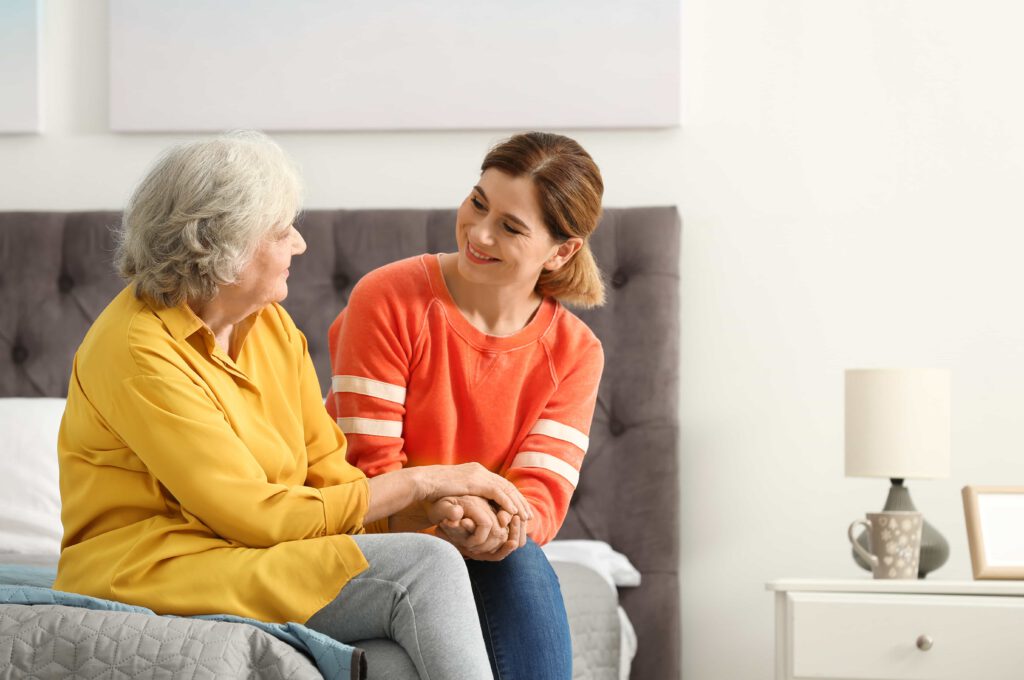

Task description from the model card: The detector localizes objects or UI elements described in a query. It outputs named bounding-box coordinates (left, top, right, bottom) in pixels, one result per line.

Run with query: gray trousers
left=305, top=533, right=493, bottom=680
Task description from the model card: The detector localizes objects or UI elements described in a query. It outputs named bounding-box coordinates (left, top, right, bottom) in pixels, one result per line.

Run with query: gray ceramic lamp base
left=853, top=478, right=949, bottom=578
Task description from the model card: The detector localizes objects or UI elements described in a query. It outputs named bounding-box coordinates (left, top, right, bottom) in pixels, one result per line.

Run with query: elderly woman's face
left=231, top=222, right=307, bottom=308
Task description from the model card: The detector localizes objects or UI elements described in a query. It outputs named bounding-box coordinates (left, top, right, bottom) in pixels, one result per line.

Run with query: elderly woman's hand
left=365, top=463, right=532, bottom=527
left=415, top=463, right=533, bottom=523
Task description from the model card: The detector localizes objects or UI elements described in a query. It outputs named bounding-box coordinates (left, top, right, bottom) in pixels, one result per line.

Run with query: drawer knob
left=916, top=635, right=933, bottom=651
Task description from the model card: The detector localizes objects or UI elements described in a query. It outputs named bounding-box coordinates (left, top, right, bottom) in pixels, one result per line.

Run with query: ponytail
left=536, top=242, right=605, bottom=308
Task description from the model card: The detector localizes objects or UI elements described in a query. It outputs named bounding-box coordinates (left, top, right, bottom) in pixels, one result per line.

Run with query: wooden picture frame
left=962, top=486, right=1024, bottom=579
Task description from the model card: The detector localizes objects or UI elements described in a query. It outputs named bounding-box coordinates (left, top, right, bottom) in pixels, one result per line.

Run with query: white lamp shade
left=845, top=368, right=951, bottom=479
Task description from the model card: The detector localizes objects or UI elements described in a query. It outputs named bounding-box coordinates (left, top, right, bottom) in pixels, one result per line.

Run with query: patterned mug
left=847, top=511, right=923, bottom=579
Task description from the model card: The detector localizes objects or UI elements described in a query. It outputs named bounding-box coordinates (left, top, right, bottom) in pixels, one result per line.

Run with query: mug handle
left=847, top=519, right=878, bottom=567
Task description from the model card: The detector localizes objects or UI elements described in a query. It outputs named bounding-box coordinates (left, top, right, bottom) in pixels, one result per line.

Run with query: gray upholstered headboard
left=0, top=208, right=681, bottom=680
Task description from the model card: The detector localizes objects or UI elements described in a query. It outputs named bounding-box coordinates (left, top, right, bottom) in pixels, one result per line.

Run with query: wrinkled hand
left=419, top=463, right=533, bottom=523
left=388, top=496, right=465, bottom=534
left=437, top=495, right=529, bottom=561
left=425, top=496, right=466, bottom=527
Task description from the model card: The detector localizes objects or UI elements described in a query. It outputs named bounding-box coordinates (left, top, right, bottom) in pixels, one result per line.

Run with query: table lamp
left=845, top=368, right=951, bottom=578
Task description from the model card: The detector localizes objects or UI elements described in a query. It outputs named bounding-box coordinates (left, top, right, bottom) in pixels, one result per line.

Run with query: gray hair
left=115, top=130, right=303, bottom=308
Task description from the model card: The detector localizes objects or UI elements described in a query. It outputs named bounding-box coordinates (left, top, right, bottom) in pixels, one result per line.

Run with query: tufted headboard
left=0, top=208, right=681, bottom=680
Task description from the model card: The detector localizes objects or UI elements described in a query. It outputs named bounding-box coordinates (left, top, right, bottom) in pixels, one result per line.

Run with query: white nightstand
left=767, top=578, right=1024, bottom=680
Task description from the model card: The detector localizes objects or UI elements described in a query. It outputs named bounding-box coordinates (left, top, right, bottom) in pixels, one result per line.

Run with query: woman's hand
left=366, top=463, right=531, bottom=526
left=414, top=463, right=533, bottom=522
left=437, top=495, right=529, bottom=561
left=386, top=496, right=466, bottom=534
left=443, top=514, right=526, bottom=562
left=445, top=495, right=510, bottom=553
left=426, top=497, right=466, bottom=527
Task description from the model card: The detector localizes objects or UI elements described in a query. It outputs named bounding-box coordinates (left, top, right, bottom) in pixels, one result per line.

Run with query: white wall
left=5, top=1, right=1024, bottom=678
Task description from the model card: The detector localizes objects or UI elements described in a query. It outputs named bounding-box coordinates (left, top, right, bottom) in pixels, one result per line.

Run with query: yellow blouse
left=54, top=286, right=384, bottom=623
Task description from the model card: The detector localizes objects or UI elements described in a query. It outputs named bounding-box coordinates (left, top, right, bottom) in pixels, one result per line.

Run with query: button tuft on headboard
left=58, top=274, right=74, bottom=293
left=333, top=273, right=350, bottom=291
left=611, top=270, right=629, bottom=289
left=11, top=346, right=29, bottom=364
left=609, top=419, right=626, bottom=437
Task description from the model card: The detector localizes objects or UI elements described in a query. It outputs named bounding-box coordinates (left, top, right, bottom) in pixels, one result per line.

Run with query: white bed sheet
left=545, top=539, right=640, bottom=680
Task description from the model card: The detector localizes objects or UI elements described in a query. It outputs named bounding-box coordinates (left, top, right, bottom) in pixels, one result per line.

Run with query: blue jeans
left=465, top=539, right=573, bottom=680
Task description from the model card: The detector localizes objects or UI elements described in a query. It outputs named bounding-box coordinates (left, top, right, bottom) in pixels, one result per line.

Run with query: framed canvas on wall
left=109, top=0, right=680, bottom=132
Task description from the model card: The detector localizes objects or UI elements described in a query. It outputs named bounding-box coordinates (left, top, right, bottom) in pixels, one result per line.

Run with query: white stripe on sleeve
left=332, top=375, right=407, bottom=405
left=336, top=417, right=403, bottom=438
left=509, top=452, right=580, bottom=488
left=529, top=419, right=590, bottom=452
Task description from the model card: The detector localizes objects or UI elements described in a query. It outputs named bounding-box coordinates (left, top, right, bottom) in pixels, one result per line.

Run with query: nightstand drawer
left=787, top=591, right=1024, bottom=679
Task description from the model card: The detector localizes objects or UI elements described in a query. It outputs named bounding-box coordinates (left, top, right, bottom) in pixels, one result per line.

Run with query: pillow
left=542, top=539, right=642, bottom=590
left=0, top=398, right=65, bottom=555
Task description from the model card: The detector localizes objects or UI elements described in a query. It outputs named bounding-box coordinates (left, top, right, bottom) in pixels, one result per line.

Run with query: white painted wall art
left=0, top=0, right=42, bottom=133
left=109, top=0, right=679, bottom=131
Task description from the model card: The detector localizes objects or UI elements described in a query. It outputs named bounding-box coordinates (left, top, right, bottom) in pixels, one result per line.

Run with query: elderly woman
left=53, top=131, right=525, bottom=680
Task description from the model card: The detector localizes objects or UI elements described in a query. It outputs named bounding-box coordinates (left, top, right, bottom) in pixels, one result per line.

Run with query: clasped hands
left=391, top=462, right=532, bottom=561
left=430, top=495, right=529, bottom=561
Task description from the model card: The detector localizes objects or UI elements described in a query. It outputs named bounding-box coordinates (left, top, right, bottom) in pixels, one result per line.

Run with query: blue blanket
left=0, top=564, right=363, bottom=680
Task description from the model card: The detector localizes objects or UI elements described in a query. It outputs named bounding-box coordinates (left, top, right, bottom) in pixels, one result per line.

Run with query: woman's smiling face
left=454, top=168, right=562, bottom=293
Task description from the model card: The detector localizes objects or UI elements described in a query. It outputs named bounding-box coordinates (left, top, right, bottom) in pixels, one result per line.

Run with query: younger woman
left=327, top=132, right=606, bottom=680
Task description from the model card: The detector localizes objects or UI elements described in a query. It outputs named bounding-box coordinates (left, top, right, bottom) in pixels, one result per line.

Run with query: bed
left=0, top=207, right=680, bottom=679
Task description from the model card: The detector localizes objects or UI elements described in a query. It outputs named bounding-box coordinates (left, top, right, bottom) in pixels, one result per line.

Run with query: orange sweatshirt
left=327, top=254, right=604, bottom=544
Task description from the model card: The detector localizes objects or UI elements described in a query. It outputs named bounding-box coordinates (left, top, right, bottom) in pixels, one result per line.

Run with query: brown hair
left=481, top=132, right=606, bottom=308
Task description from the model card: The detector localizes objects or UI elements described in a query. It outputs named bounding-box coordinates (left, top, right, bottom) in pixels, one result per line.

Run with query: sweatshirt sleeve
left=506, top=338, right=604, bottom=545
left=326, top=271, right=420, bottom=478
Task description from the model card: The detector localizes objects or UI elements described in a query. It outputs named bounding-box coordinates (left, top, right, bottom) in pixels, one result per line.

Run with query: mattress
left=0, top=562, right=363, bottom=679
left=0, top=554, right=632, bottom=680
left=551, top=560, right=631, bottom=680
left=0, top=602, right=327, bottom=679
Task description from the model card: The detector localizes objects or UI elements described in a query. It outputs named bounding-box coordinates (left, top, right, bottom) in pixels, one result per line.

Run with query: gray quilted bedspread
left=0, top=603, right=324, bottom=679
left=552, top=561, right=622, bottom=680
left=0, top=561, right=623, bottom=680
